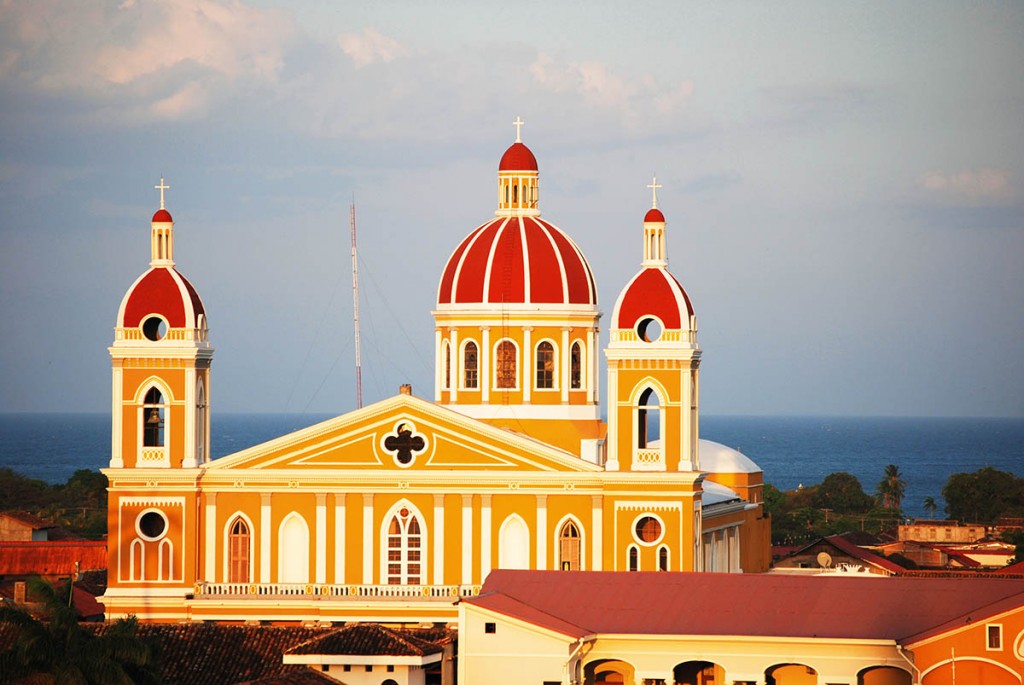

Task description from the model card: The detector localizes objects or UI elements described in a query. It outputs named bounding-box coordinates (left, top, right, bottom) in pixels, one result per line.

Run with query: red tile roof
left=0, top=511, right=56, bottom=529
left=786, top=534, right=906, bottom=575
left=287, top=624, right=450, bottom=657
left=0, top=541, right=106, bottom=575
left=468, top=570, right=1024, bottom=642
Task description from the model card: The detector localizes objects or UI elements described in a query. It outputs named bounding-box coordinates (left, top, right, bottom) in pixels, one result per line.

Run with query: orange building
left=100, top=124, right=770, bottom=625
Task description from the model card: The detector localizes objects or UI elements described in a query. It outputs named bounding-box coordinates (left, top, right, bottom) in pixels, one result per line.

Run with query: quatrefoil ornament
left=382, top=422, right=427, bottom=467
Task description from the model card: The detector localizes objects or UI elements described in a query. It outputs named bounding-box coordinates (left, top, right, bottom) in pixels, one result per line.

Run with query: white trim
left=379, top=499, right=428, bottom=586
left=533, top=338, right=559, bottom=392
left=919, top=656, right=1021, bottom=683
left=987, top=622, right=1004, bottom=651
left=440, top=338, right=452, bottom=391
left=260, top=493, right=271, bottom=583
left=222, top=511, right=255, bottom=584
left=158, top=538, right=174, bottom=581
left=135, top=507, right=169, bottom=542
left=518, top=216, right=531, bottom=302
left=536, top=495, right=547, bottom=570
left=481, top=217, right=512, bottom=302
left=480, top=328, right=490, bottom=403
left=461, top=495, right=473, bottom=584
left=448, top=329, right=459, bottom=402
left=631, top=511, right=667, bottom=547
left=284, top=654, right=443, bottom=667
left=657, top=543, right=670, bottom=571
left=316, top=493, right=327, bottom=584
left=447, top=403, right=600, bottom=421
left=537, top=218, right=571, bottom=304
left=480, top=494, right=492, bottom=580
left=627, top=543, right=640, bottom=571
left=554, top=514, right=586, bottom=571
left=497, top=513, right=530, bottom=570
left=334, top=494, right=345, bottom=585
left=433, top=494, right=445, bottom=585
left=492, top=338, right=520, bottom=392
left=591, top=495, right=603, bottom=571
left=362, top=494, right=373, bottom=584
left=204, top=494, right=216, bottom=581
left=277, top=511, right=310, bottom=584
left=459, top=337, right=480, bottom=391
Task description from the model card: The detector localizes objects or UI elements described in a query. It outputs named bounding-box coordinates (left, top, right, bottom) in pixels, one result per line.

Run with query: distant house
left=458, top=570, right=1024, bottom=685
left=0, top=511, right=57, bottom=542
left=899, top=520, right=987, bottom=544
left=772, top=533, right=905, bottom=576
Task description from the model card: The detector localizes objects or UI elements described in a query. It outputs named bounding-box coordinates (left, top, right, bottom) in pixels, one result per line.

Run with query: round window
left=636, top=317, right=662, bottom=343
left=634, top=515, right=663, bottom=544
left=137, top=510, right=168, bottom=540
left=142, top=316, right=168, bottom=341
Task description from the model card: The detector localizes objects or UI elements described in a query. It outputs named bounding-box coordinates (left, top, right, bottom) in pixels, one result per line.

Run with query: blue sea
left=1, top=413, right=1022, bottom=520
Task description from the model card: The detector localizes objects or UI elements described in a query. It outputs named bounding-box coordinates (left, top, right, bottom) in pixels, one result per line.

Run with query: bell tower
left=109, top=179, right=213, bottom=470
left=606, top=180, right=701, bottom=472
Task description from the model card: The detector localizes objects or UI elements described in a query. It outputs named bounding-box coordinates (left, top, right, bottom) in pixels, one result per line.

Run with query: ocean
left=1, top=413, right=1022, bottom=520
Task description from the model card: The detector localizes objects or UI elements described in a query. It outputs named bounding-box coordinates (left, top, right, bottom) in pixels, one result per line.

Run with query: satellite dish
left=817, top=552, right=833, bottom=568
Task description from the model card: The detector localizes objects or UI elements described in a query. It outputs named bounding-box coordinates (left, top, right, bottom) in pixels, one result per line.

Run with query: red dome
left=612, top=267, right=693, bottom=331
left=438, top=215, right=596, bottom=306
left=499, top=142, right=538, bottom=172
left=117, top=267, right=206, bottom=330
left=644, top=208, right=665, bottom=223
left=152, top=209, right=173, bottom=223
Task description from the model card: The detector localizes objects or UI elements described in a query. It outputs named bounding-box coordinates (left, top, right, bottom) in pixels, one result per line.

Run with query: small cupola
left=497, top=117, right=540, bottom=217
left=150, top=178, right=174, bottom=267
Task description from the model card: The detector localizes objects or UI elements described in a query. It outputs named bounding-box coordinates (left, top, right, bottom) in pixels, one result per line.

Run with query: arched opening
left=584, top=659, right=635, bottom=685
left=442, top=340, right=451, bottom=390
left=766, top=663, right=817, bottom=685
left=228, top=517, right=251, bottom=583
left=627, top=544, right=639, bottom=572
left=496, top=340, right=517, bottom=389
left=675, top=661, right=726, bottom=685
left=278, top=513, right=309, bottom=584
left=558, top=520, right=581, bottom=571
left=637, top=387, right=661, bottom=448
left=498, top=514, right=530, bottom=569
left=658, top=544, right=669, bottom=571
left=922, top=660, right=1019, bottom=685
left=535, top=341, right=555, bottom=389
left=385, top=505, right=424, bottom=585
left=158, top=538, right=173, bottom=581
left=130, top=538, right=144, bottom=581
left=143, top=387, right=166, bottom=447
left=463, top=341, right=478, bottom=389
left=570, top=341, right=583, bottom=389
left=858, top=665, right=911, bottom=685
left=196, top=379, right=207, bottom=463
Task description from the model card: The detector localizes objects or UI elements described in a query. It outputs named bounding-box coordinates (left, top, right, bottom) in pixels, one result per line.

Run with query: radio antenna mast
left=350, top=197, right=363, bottom=409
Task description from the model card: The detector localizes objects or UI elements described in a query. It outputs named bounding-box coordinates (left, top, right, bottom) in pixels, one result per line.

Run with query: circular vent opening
left=142, top=316, right=168, bottom=341
left=636, top=317, right=663, bottom=343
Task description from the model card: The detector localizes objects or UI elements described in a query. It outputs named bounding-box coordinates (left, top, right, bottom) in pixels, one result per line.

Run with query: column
left=481, top=327, right=491, bottom=402
left=362, top=493, right=374, bottom=585
left=110, top=366, right=123, bottom=467
left=315, top=493, right=327, bottom=584
left=461, top=495, right=473, bottom=585
left=606, top=364, right=619, bottom=471
left=586, top=328, right=597, bottom=403
left=182, top=367, right=197, bottom=468
left=433, top=494, right=445, bottom=586
left=448, top=329, right=459, bottom=402
left=480, top=494, right=492, bottom=581
left=204, top=492, right=217, bottom=582
left=260, top=493, right=271, bottom=583
left=334, top=494, right=346, bottom=584
left=680, top=367, right=693, bottom=471
left=522, top=327, right=532, bottom=401
left=535, top=495, right=547, bottom=570
left=591, top=495, right=603, bottom=571
left=560, top=328, right=570, bottom=403
left=434, top=329, right=443, bottom=401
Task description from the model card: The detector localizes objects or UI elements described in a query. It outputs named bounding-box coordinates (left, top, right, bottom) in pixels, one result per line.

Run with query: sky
left=1, top=0, right=1022, bottom=417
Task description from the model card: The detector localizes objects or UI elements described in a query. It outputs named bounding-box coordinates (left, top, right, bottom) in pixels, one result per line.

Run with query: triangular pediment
left=206, top=394, right=602, bottom=474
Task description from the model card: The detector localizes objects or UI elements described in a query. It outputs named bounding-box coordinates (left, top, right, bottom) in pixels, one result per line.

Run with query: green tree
left=922, top=496, right=939, bottom=519
left=814, top=472, right=873, bottom=514
left=942, top=467, right=1024, bottom=523
left=0, top=578, right=161, bottom=684
left=876, top=464, right=906, bottom=510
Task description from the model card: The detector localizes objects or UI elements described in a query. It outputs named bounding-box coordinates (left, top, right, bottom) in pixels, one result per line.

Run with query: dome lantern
left=497, top=117, right=540, bottom=217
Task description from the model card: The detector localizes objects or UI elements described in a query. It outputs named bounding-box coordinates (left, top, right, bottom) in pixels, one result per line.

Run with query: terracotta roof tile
left=287, top=623, right=451, bottom=657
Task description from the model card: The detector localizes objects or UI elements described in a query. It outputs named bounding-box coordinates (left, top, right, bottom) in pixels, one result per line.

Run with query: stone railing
left=193, top=582, right=480, bottom=600
left=633, top=448, right=666, bottom=471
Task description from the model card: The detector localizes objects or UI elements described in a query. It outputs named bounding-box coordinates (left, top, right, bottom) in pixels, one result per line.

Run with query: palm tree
left=0, top=577, right=160, bottom=684
left=876, top=464, right=907, bottom=511
left=923, top=496, right=939, bottom=519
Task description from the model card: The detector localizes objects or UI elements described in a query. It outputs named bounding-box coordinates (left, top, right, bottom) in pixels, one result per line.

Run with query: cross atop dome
left=155, top=177, right=171, bottom=210
left=647, top=176, right=662, bottom=209
left=513, top=116, right=525, bottom=143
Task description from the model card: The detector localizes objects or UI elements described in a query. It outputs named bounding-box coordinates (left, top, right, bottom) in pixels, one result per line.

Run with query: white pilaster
left=606, top=363, right=619, bottom=471
left=461, top=495, right=473, bottom=584
left=334, top=494, right=345, bottom=584
left=522, top=327, right=532, bottom=401
left=536, top=495, right=547, bottom=570
left=587, top=328, right=597, bottom=403
left=260, top=493, right=271, bottom=582
left=591, top=495, right=603, bottom=571
left=680, top=367, right=693, bottom=471
left=434, top=329, right=443, bottom=401
left=481, top=327, right=491, bottom=403
left=110, top=367, right=123, bottom=467
left=363, top=493, right=374, bottom=584
left=204, top=492, right=216, bottom=582
left=433, top=494, right=445, bottom=586
left=448, top=329, right=459, bottom=402
left=560, top=327, right=570, bottom=403
left=480, top=494, right=492, bottom=582
left=182, top=367, right=197, bottom=468
left=315, top=493, right=327, bottom=584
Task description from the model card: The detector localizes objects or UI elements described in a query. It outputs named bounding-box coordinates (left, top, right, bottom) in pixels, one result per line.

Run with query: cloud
left=920, top=168, right=1011, bottom=201
left=337, top=28, right=408, bottom=68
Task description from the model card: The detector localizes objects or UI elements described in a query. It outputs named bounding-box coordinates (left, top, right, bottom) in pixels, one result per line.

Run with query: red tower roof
left=644, top=207, right=665, bottom=223
left=498, top=142, right=538, bottom=172
left=152, top=208, right=173, bottom=223
left=117, top=267, right=206, bottom=329
left=612, top=267, right=693, bottom=330
left=437, top=215, right=596, bottom=306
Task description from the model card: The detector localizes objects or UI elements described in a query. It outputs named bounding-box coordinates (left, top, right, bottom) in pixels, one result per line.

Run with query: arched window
left=442, top=340, right=451, bottom=390
left=143, top=387, right=165, bottom=447
left=637, top=387, right=661, bottom=448
left=628, top=545, right=639, bottom=572
left=658, top=545, right=669, bottom=572
left=535, top=341, right=554, bottom=389
left=558, top=521, right=581, bottom=571
left=496, top=340, right=517, bottom=389
left=498, top=515, right=530, bottom=569
left=386, top=506, right=423, bottom=585
left=228, top=517, right=250, bottom=583
left=463, top=341, right=478, bottom=389
left=512, top=183, right=518, bottom=204
left=278, top=513, right=309, bottom=584
left=570, top=341, right=583, bottom=389
left=196, top=380, right=207, bottom=463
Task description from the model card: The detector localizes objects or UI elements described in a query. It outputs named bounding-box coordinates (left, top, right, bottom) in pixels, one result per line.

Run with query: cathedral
left=100, top=124, right=771, bottom=624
